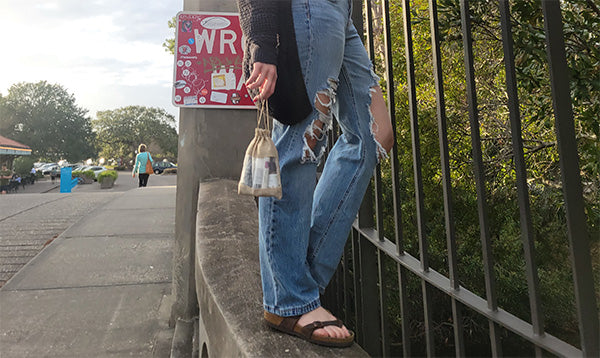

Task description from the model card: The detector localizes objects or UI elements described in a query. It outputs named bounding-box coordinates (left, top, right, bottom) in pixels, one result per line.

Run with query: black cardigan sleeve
left=237, top=0, right=312, bottom=125
left=236, top=0, right=279, bottom=65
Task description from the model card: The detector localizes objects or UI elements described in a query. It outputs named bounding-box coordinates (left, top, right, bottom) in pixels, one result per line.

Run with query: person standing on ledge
left=237, top=0, right=394, bottom=348
left=132, top=144, right=154, bottom=188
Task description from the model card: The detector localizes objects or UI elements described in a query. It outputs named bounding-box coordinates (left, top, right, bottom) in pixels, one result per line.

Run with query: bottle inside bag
left=252, top=156, right=279, bottom=189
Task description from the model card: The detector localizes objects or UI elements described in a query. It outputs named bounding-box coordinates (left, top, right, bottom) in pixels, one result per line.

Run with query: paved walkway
left=0, top=182, right=176, bottom=357
left=0, top=173, right=176, bottom=287
left=7, top=178, right=59, bottom=194
left=0, top=192, right=119, bottom=287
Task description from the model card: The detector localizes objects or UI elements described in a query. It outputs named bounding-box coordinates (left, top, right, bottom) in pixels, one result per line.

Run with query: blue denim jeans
left=258, top=0, right=382, bottom=317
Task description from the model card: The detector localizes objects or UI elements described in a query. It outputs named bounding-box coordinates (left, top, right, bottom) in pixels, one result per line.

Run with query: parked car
left=86, top=166, right=107, bottom=180
left=70, top=164, right=86, bottom=172
left=41, top=164, right=59, bottom=175
left=38, top=163, right=55, bottom=171
left=152, top=161, right=177, bottom=174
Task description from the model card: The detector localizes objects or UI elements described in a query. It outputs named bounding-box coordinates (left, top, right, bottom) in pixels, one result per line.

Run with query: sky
left=0, top=0, right=182, bottom=123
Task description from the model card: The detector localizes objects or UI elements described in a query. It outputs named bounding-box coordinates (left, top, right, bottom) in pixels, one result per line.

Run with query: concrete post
left=170, top=0, right=256, bottom=326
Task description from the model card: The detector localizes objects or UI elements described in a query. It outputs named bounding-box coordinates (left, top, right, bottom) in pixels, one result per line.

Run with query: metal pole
left=541, top=1, right=600, bottom=356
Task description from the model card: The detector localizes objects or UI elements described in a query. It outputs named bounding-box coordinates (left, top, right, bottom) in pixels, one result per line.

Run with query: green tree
left=0, top=81, right=96, bottom=162
left=12, top=156, right=36, bottom=177
left=93, top=106, right=178, bottom=165
left=364, top=0, right=599, bottom=355
left=435, top=0, right=600, bottom=191
left=163, top=17, right=176, bottom=55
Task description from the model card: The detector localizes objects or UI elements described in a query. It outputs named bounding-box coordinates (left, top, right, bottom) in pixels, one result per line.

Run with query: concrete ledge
left=170, top=318, right=195, bottom=358
left=195, top=179, right=368, bottom=357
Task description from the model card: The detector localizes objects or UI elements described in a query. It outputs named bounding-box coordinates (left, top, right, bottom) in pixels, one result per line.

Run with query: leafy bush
left=97, top=170, right=118, bottom=183
left=12, top=156, right=36, bottom=176
left=72, top=170, right=95, bottom=180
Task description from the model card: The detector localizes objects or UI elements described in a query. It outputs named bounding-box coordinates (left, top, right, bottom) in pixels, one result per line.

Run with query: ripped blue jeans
left=258, top=0, right=383, bottom=317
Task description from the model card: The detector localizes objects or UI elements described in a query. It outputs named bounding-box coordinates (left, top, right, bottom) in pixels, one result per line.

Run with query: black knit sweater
left=237, top=0, right=312, bottom=125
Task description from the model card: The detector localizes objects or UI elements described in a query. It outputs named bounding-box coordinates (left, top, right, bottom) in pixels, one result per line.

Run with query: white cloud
left=0, top=0, right=181, bottom=121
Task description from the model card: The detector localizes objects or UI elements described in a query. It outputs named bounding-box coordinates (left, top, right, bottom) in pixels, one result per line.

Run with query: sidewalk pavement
left=0, top=185, right=176, bottom=357
left=6, top=179, right=59, bottom=194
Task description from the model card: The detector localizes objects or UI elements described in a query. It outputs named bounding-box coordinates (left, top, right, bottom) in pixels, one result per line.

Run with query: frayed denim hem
left=263, top=297, right=321, bottom=317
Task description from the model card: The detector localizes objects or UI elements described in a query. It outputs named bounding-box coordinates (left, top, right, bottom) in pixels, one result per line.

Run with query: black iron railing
left=322, top=1, right=599, bottom=357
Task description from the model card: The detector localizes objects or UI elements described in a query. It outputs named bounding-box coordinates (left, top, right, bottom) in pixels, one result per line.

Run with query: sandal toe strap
left=300, top=320, right=343, bottom=338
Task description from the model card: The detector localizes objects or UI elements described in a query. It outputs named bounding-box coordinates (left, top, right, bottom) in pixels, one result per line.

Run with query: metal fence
left=322, top=0, right=599, bottom=356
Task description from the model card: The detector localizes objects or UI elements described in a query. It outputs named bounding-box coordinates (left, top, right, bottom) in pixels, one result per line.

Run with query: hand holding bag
left=238, top=100, right=282, bottom=199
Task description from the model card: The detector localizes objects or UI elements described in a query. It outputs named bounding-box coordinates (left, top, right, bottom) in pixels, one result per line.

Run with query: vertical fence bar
left=382, top=0, right=411, bottom=354
left=358, top=185, right=383, bottom=356
left=381, top=0, right=403, bottom=253
left=458, top=1, right=502, bottom=356
left=498, top=3, right=545, bottom=357
left=402, top=0, right=435, bottom=356
left=343, top=244, right=352, bottom=325
left=349, top=1, right=368, bottom=348
left=353, top=0, right=364, bottom=40
left=428, top=0, right=458, bottom=293
left=541, top=2, right=600, bottom=356
left=358, top=239, right=383, bottom=357
left=451, top=300, right=465, bottom=357
left=364, top=2, right=389, bottom=355
left=381, top=1, right=411, bottom=354
left=365, top=0, right=375, bottom=57
left=377, top=250, right=390, bottom=357
left=351, top=228, right=364, bottom=344
left=402, top=0, right=429, bottom=272
left=422, top=281, right=435, bottom=357
left=335, top=262, right=343, bottom=313
left=397, top=264, right=412, bottom=357
left=365, top=1, right=385, bottom=246
left=428, top=0, right=465, bottom=356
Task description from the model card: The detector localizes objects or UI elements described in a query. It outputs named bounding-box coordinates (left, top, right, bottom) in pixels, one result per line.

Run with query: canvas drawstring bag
left=238, top=100, right=282, bottom=199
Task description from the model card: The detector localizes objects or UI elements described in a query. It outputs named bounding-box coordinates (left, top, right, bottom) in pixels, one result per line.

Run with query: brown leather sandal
left=264, top=311, right=355, bottom=348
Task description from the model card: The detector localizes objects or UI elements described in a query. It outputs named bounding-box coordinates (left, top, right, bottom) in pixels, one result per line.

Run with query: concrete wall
left=171, top=0, right=256, bottom=327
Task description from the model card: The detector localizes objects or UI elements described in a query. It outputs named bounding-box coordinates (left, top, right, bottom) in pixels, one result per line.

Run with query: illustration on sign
left=172, top=12, right=255, bottom=109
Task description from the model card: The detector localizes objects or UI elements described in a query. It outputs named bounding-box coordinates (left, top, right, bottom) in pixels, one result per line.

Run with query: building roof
left=0, top=135, right=32, bottom=155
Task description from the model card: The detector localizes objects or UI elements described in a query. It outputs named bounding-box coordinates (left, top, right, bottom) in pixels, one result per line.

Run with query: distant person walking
left=30, top=167, right=36, bottom=184
left=0, top=165, right=12, bottom=194
left=132, top=144, right=154, bottom=187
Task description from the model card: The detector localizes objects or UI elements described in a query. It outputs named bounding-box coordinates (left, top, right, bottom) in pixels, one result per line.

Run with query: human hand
left=245, top=62, right=277, bottom=101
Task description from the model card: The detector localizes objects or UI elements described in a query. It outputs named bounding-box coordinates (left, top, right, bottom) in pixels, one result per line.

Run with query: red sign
left=172, top=12, right=255, bottom=109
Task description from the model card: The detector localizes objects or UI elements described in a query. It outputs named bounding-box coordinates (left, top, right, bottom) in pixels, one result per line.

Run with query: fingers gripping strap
left=257, top=100, right=271, bottom=131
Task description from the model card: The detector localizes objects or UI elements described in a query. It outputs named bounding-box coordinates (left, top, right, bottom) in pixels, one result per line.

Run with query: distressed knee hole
left=304, top=93, right=329, bottom=150
left=315, top=92, right=332, bottom=116
left=302, top=82, right=337, bottom=164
